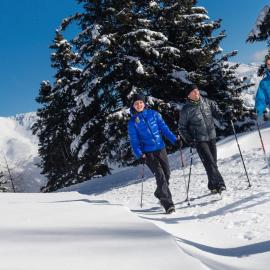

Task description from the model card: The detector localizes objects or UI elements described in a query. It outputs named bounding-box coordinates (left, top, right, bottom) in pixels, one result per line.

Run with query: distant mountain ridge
left=235, top=62, right=260, bottom=109
left=10, top=112, right=38, bottom=131
left=0, top=112, right=46, bottom=192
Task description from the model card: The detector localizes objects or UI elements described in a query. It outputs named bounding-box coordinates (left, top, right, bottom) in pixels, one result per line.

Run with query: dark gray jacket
left=179, top=96, right=223, bottom=142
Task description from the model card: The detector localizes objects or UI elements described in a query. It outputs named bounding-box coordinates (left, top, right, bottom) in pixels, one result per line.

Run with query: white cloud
left=251, top=49, right=268, bottom=62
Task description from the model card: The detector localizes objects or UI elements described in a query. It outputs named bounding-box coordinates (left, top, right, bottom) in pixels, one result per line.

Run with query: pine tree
left=247, top=5, right=270, bottom=76
left=247, top=5, right=270, bottom=43
left=33, top=31, right=81, bottom=192
left=38, top=0, right=254, bottom=191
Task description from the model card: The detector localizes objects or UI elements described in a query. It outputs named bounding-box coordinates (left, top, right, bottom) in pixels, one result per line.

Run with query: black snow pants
left=195, top=140, right=226, bottom=190
left=145, top=148, right=174, bottom=210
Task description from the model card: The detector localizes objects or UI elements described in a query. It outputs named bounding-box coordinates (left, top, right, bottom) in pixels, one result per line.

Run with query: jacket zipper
left=141, top=113, right=158, bottom=145
left=199, top=99, right=211, bottom=139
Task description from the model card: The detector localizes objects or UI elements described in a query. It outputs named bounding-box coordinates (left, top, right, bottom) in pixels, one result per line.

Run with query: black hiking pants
left=195, top=140, right=226, bottom=190
left=145, top=148, right=174, bottom=210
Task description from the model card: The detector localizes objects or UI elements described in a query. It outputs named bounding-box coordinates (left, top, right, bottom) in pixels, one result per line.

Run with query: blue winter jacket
left=255, top=70, right=270, bottom=116
left=128, top=108, right=177, bottom=159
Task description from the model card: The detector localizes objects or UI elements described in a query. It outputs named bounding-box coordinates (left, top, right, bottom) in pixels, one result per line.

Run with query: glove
left=175, top=137, right=183, bottom=148
left=139, top=155, right=146, bottom=164
left=263, top=112, right=269, bottom=121
left=188, top=140, right=196, bottom=148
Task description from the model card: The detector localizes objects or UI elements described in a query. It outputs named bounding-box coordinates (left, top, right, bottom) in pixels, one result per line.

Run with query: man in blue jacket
left=128, top=94, right=179, bottom=214
left=255, top=55, right=270, bottom=119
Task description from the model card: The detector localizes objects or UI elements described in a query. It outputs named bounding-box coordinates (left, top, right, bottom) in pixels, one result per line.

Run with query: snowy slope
left=0, top=192, right=204, bottom=270
left=63, top=124, right=270, bottom=270
left=0, top=112, right=46, bottom=192
left=236, top=62, right=261, bottom=109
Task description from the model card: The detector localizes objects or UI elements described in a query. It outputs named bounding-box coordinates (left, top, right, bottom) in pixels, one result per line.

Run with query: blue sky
left=199, top=0, right=270, bottom=63
left=0, top=0, right=269, bottom=116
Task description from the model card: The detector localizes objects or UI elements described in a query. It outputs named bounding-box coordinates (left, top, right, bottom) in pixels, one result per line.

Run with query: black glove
left=188, top=140, right=196, bottom=148
left=175, top=137, right=183, bottom=148
left=139, top=155, right=146, bottom=164
left=263, top=112, right=269, bottom=121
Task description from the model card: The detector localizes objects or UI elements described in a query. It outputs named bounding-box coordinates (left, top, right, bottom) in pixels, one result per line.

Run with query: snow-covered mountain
left=0, top=112, right=46, bottom=192
left=235, top=62, right=261, bottom=109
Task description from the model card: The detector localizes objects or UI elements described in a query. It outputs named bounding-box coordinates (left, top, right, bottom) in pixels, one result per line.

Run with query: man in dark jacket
left=128, top=94, right=179, bottom=214
left=179, top=84, right=226, bottom=194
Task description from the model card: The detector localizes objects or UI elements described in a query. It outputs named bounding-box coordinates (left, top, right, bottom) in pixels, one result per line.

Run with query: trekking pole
left=179, top=140, right=188, bottom=201
left=140, top=163, right=145, bottom=208
left=185, top=147, right=194, bottom=206
left=230, top=120, right=251, bottom=187
left=255, top=115, right=270, bottom=172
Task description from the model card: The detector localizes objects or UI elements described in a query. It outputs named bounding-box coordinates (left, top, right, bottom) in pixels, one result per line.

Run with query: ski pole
left=255, top=115, right=270, bottom=172
left=179, top=140, right=188, bottom=203
left=140, top=163, right=145, bottom=208
left=230, top=120, right=251, bottom=187
left=185, top=147, right=194, bottom=206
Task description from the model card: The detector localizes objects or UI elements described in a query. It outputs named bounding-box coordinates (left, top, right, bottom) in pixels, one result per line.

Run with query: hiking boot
left=218, top=186, right=226, bottom=194
left=210, top=189, right=218, bottom=194
left=165, top=205, right=175, bottom=214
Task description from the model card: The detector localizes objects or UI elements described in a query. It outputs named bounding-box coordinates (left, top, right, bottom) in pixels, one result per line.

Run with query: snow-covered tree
left=247, top=5, right=270, bottom=76
left=33, top=31, right=82, bottom=192
left=247, top=5, right=270, bottom=43
left=62, top=0, right=254, bottom=167
left=36, top=0, right=254, bottom=191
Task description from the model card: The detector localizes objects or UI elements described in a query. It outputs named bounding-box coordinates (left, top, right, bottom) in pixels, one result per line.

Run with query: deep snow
left=0, top=63, right=269, bottom=268
left=0, top=192, right=204, bottom=270
left=63, top=123, right=270, bottom=270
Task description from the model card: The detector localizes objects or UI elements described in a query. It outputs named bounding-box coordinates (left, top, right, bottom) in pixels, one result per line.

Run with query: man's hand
left=263, top=112, right=269, bottom=121
left=188, top=140, right=196, bottom=148
left=140, top=154, right=146, bottom=164
left=175, top=136, right=183, bottom=148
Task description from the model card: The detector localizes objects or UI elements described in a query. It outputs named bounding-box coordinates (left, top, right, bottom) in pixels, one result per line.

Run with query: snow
left=248, top=5, right=270, bottom=39
left=1, top=64, right=269, bottom=268
left=59, top=39, right=68, bottom=45
left=125, top=29, right=168, bottom=42
left=126, top=56, right=146, bottom=74
left=235, top=62, right=261, bottom=109
left=62, top=123, right=270, bottom=270
left=170, top=69, right=192, bottom=84
left=136, top=60, right=145, bottom=74
left=149, top=1, right=158, bottom=8
left=91, top=24, right=101, bottom=40
left=0, top=192, right=202, bottom=270
left=0, top=113, right=46, bottom=192
left=99, top=35, right=111, bottom=45
left=76, top=91, right=94, bottom=107
left=182, top=14, right=210, bottom=20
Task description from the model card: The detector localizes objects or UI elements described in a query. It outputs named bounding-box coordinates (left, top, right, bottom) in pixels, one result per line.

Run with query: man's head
left=184, top=84, right=200, bottom=101
left=131, top=94, right=146, bottom=112
left=265, top=55, right=270, bottom=70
